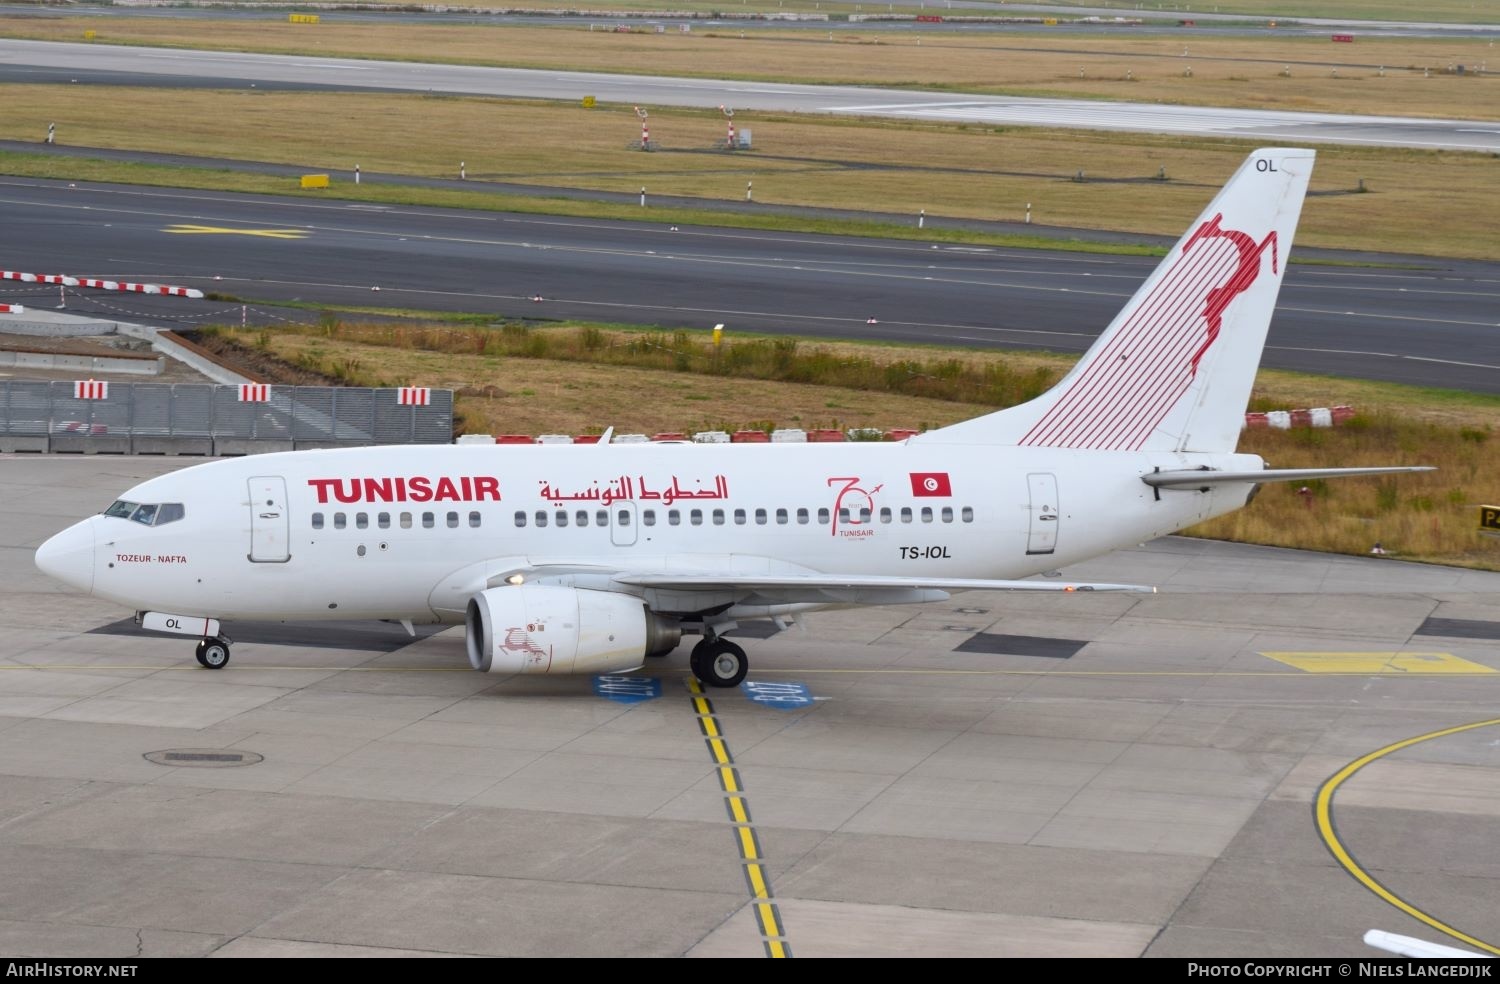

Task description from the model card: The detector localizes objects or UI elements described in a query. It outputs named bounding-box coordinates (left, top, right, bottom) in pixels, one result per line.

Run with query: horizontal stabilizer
left=1144, top=466, right=1434, bottom=489
left=614, top=573, right=1155, bottom=594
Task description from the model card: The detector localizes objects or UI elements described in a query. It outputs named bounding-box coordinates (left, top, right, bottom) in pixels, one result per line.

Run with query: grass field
left=6, top=86, right=1499, bottom=260
left=5, top=17, right=1496, bottom=121
left=201, top=319, right=1500, bottom=569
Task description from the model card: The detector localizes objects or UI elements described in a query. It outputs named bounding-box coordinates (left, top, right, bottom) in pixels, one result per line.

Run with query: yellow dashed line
left=744, top=863, right=771, bottom=900
left=736, top=825, right=761, bottom=861
left=1316, top=717, right=1500, bottom=956
left=718, top=766, right=741, bottom=794
left=689, top=679, right=790, bottom=958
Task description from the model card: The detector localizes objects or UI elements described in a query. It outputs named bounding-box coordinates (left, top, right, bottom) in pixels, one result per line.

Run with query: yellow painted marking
left=692, top=696, right=712, bottom=715
left=764, top=940, right=791, bottom=959
left=686, top=678, right=705, bottom=695
left=727, top=796, right=749, bottom=824
left=736, top=825, right=760, bottom=861
left=164, top=224, right=309, bottom=240
left=1316, top=718, right=1500, bottom=956
left=720, top=667, right=1500, bottom=678
left=1263, top=651, right=1494, bottom=674
left=755, top=902, right=782, bottom=938
left=744, top=863, right=770, bottom=900
left=698, top=717, right=721, bottom=739
left=718, top=766, right=741, bottom=793
left=707, top=737, right=731, bottom=764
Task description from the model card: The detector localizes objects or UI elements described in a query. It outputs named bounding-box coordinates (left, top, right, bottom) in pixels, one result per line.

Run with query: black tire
left=194, top=641, right=209, bottom=667
left=199, top=638, right=231, bottom=670
left=703, top=640, right=748, bottom=689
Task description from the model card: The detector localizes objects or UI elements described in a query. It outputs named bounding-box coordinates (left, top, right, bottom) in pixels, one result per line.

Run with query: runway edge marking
left=689, top=679, right=792, bottom=959
left=1315, top=717, right=1500, bottom=956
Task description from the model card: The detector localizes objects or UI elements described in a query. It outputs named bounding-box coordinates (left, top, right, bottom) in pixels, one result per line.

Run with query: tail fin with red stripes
left=914, top=148, right=1314, bottom=454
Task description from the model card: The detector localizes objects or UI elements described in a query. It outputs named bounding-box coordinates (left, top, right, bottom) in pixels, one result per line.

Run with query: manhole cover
left=144, top=748, right=263, bottom=769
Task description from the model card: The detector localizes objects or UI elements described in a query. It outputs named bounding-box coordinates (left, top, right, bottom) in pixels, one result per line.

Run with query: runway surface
left=5, top=455, right=1500, bottom=957
left=3, top=176, right=1498, bottom=394
left=2, top=39, right=1496, bottom=152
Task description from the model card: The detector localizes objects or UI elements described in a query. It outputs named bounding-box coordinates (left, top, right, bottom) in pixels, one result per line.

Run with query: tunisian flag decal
left=909, top=472, right=952, bottom=497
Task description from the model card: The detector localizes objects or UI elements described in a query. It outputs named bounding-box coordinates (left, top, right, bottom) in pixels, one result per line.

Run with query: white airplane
left=35, top=147, right=1430, bottom=687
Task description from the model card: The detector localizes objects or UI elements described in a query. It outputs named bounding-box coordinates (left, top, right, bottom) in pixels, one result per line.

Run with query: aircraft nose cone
left=35, top=519, right=95, bottom=594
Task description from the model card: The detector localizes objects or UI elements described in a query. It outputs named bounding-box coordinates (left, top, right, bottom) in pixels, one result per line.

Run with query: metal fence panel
left=0, top=383, right=451, bottom=448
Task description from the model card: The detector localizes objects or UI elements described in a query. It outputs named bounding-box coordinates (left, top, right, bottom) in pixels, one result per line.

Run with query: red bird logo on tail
left=1182, top=213, right=1278, bottom=376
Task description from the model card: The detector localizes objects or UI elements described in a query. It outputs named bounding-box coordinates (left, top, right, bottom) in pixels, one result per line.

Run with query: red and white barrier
left=75, top=278, right=204, bottom=298
left=397, top=387, right=431, bottom=406
left=3, top=271, right=79, bottom=286
left=1244, top=406, right=1354, bottom=430
left=238, top=383, right=270, bottom=402
left=0, top=304, right=24, bottom=314
left=74, top=380, right=108, bottom=400
left=5, top=270, right=201, bottom=297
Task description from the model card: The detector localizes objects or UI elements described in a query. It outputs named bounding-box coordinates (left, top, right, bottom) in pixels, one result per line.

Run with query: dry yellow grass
left=3, top=16, right=1496, bottom=120
left=6, top=84, right=1499, bottom=259
left=219, top=328, right=993, bottom=435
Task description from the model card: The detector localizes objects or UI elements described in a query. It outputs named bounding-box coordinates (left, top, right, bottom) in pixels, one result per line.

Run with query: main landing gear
left=194, top=637, right=232, bottom=669
left=689, top=631, right=748, bottom=689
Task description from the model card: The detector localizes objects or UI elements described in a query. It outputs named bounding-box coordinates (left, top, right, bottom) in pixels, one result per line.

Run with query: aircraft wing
left=613, top=573, right=1153, bottom=594
left=1144, top=466, right=1433, bottom=489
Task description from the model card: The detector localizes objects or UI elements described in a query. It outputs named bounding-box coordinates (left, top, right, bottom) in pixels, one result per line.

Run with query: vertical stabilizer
left=913, top=148, right=1314, bottom=452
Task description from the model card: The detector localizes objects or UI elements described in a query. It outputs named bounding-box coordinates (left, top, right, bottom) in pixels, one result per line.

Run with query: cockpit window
left=104, top=500, right=184, bottom=526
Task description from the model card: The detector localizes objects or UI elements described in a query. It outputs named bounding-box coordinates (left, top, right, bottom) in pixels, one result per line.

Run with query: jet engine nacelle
left=465, top=584, right=678, bottom=675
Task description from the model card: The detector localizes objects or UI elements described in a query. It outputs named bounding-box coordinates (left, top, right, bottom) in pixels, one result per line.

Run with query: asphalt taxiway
left=4, top=455, right=1500, bottom=957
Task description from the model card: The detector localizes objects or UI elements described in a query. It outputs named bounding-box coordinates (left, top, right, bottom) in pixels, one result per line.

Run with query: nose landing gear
left=194, top=636, right=232, bottom=669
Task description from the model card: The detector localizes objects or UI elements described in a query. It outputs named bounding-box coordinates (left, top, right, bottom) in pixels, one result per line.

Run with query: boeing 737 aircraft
left=35, top=148, right=1430, bottom=687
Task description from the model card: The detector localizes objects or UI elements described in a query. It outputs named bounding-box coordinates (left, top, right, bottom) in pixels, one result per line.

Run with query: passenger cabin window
left=690, top=509, right=703, bottom=527
left=400, top=512, right=413, bottom=529
left=962, top=506, right=974, bottom=523
left=818, top=508, right=830, bottom=525
left=422, top=512, right=435, bottom=529
left=755, top=508, right=767, bottom=526
left=446, top=511, right=459, bottom=529
left=668, top=510, right=681, bottom=527
left=776, top=508, right=788, bottom=525
left=555, top=510, right=569, bottom=528
left=858, top=507, right=871, bottom=524
left=311, top=512, right=324, bottom=530
left=356, top=512, right=369, bottom=530
left=514, top=511, right=527, bottom=528
left=712, top=509, right=725, bottom=526
left=334, top=513, right=347, bottom=530
left=641, top=510, right=654, bottom=527
left=941, top=507, right=954, bottom=523
left=879, top=507, right=892, bottom=524
left=534, top=510, right=548, bottom=528
left=595, top=510, right=607, bottom=527
left=838, top=508, right=850, bottom=524
left=469, top=511, right=482, bottom=528
left=378, top=512, right=391, bottom=529
left=901, top=507, right=913, bottom=524
left=921, top=507, right=933, bottom=523
left=734, top=509, right=746, bottom=526
left=575, top=510, right=589, bottom=528
left=797, top=508, right=810, bottom=525
left=618, top=509, right=632, bottom=527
